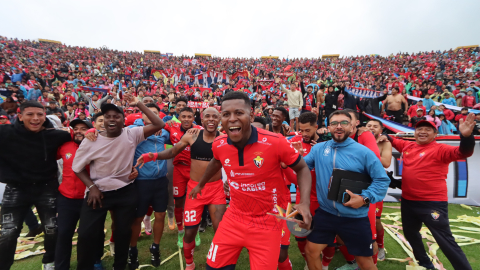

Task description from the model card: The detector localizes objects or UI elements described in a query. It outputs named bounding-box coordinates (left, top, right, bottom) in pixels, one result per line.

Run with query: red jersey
left=164, top=123, right=199, bottom=165
left=63, top=95, right=76, bottom=105
left=462, top=95, right=476, bottom=107
left=57, top=141, right=88, bottom=199
left=287, top=135, right=318, bottom=203
left=350, top=131, right=381, bottom=159
left=390, top=137, right=471, bottom=201
left=213, top=127, right=301, bottom=231
left=407, top=105, right=426, bottom=118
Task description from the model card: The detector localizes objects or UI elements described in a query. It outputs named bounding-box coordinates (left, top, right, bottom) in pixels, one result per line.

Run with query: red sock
left=183, top=239, right=195, bottom=265
left=339, top=245, right=355, bottom=262
left=297, top=240, right=307, bottom=261
left=174, top=207, right=184, bottom=231
left=146, top=206, right=154, bottom=216
left=278, top=256, right=292, bottom=270
left=322, top=246, right=335, bottom=266
left=373, top=253, right=378, bottom=265
left=109, top=233, right=114, bottom=243
left=377, top=228, right=384, bottom=249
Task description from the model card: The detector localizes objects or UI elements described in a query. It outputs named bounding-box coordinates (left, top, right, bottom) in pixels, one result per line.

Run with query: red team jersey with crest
left=212, top=127, right=301, bottom=231
left=164, top=123, right=199, bottom=165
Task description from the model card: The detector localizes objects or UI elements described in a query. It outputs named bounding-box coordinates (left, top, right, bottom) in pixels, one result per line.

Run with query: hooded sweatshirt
left=0, top=117, right=71, bottom=185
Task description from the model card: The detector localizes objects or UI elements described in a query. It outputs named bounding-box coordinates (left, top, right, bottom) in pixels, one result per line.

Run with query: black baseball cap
left=69, top=118, right=93, bottom=129
left=101, top=103, right=124, bottom=116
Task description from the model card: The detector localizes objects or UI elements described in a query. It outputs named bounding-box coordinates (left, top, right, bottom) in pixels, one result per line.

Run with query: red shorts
left=368, top=203, right=377, bottom=240
left=184, top=179, right=226, bottom=227
left=281, top=220, right=291, bottom=248
left=173, top=164, right=190, bottom=198
left=376, top=201, right=384, bottom=218
left=207, top=215, right=282, bottom=270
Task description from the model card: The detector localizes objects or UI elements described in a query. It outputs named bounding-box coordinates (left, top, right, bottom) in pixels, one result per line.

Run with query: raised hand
left=291, top=141, right=305, bottom=155
left=459, top=113, right=476, bottom=137
left=124, top=93, right=139, bottom=106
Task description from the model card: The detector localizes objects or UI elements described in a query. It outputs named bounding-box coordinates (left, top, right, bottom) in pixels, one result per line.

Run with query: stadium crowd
left=0, top=35, right=479, bottom=270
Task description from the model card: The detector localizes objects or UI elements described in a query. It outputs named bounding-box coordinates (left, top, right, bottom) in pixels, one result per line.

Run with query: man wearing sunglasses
left=303, top=110, right=390, bottom=270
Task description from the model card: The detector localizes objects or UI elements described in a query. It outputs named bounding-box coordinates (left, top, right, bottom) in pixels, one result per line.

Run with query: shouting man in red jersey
left=190, top=91, right=312, bottom=270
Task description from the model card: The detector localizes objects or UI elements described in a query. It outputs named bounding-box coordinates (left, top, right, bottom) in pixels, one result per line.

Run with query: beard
left=332, top=130, right=351, bottom=143
left=74, top=134, right=85, bottom=145
left=302, top=134, right=315, bottom=143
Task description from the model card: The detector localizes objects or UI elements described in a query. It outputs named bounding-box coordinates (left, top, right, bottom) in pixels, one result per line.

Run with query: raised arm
left=135, top=130, right=199, bottom=168
left=125, top=93, right=165, bottom=138
left=300, top=81, right=306, bottom=95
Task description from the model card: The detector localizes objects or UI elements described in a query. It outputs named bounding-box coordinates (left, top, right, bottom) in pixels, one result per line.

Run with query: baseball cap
left=101, top=103, right=124, bottom=116
left=69, top=118, right=93, bottom=129
left=415, top=120, right=437, bottom=130
left=0, top=115, right=7, bottom=119
left=416, top=108, right=424, bottom=111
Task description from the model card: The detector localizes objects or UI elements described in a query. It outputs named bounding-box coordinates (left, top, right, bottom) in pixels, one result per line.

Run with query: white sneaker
left=378, top=247, right=385, bottom=261
left=143, top=215, right=152, bottom=234
left=109, top=241, right=115, bottom=256
left=42, top=262, right=54, bottom=270
left=322, top=265, right=329, bottom=270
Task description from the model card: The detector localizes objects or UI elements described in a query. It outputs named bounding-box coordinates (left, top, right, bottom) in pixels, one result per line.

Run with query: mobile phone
left=342, top=192, right=351, bottom=203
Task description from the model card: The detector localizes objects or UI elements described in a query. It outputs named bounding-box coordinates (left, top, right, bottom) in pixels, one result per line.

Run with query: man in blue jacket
left=304, top=110, right=390, bottom=270
left=128, top=103, right=170, bottom=269
left=11, top=68, right=26, bottom=83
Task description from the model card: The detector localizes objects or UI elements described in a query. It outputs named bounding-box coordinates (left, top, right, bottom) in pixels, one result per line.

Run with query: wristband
left=88, top=184, right=96, bottom=190
left=142, top=153, right=158, bottom=163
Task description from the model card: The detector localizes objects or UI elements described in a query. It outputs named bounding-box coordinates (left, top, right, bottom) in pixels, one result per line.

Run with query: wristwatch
left=362, top=196, right=370, bottom=205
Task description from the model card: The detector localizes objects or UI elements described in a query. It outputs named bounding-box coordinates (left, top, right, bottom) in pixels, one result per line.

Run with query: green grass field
left=9, top=203, right=480, bottom=270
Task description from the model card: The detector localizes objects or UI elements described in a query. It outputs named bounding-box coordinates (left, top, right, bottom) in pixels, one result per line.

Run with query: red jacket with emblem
left=57, top=141, right=88, bottom=199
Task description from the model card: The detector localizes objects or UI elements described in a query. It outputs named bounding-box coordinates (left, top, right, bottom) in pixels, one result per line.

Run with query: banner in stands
left=364, top=113, right=415, bottom=133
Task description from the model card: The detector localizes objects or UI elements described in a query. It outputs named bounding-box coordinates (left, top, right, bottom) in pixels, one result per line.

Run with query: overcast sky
left=1, top=0, right=479, bottom=58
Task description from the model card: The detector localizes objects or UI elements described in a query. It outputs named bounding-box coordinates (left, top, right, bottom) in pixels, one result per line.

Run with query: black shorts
left=386, top=109, right=403, bottom=124
left=135, top=177, right=169, bottom=217
left=307, top=208, right=373, bottom=257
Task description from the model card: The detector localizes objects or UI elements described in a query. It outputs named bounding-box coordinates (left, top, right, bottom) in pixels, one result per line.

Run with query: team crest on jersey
left=253, top=156, right=264, bottom=168
left=419, top=152, right=425, bottom=157
left=65, top=153, right=72, bottom=160
left=431, top=211, right=440, bottom=220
